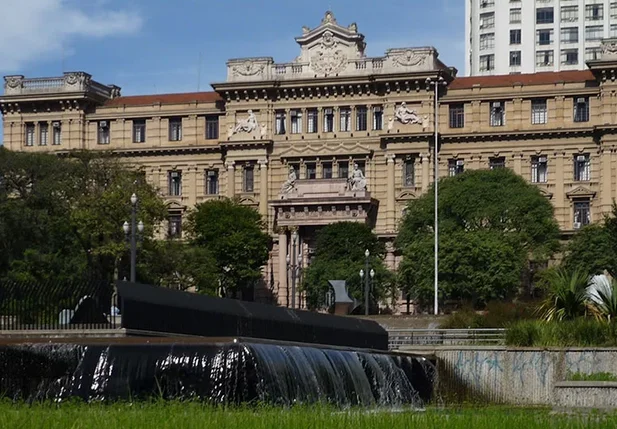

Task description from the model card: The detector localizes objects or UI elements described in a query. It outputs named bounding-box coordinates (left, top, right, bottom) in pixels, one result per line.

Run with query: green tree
left=301, top=222, right=396, bottom=311
left=186, top=198, right=270, bottom=299
left=538, top=268, right=590, bottom=321
left=397, top=168, right=560, bottom=308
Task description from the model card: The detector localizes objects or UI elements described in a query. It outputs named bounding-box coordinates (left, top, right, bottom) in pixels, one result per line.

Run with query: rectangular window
left=574, top=201, right=591, bottom=228
left=133, top=120, right=146, bottom=143
left=275, top=111, right=286, bottom=135
left=339, top=107, right=351, bottom=132
left=574, top=97, right=590, bottom=122
left=324, top=108, right=334, bottom=132
left=243, top=166, right=254, bottom=192
left=356, top=106, right=368, bottom=131
left=307, top=109, right=318, bottom=133
left=403, top=159, right=414, bottom=187
left=612, top=2, right=617, bottom=19
left=490, top=101, right=505, bottom=126
left=52, top=122, right=62, bottom=145
left=290, top=110, right=303, bottom=134
left=510, top=51, right=521, bottom=66
left=205, top=115, right=219, bottom=139
left=338, top=161, right=349, bottom=179
left=25, top=123, right=35, bottom=146
left=510, top=29, right=521, bottom=45
left=561, top=5, right=578, bottom=22
left=169, top=118, right=182, bottom=141
left=531, top=156, right=548, bottom=183
left=561, top=49, right=579, bottom=65
left=585, top=47, right=602, bottom=61
left=586, top=25, right=604, bottom=41
left=39, top=123, right=48, bottom=146
left=322, top=162, right=333, bottom=179
left=373, top=106, right=383, bottom=130
left=536, top=50, right=554, bottom=67
left=481, top=0, right=494, bottom=7
left=449, top=104, right=465, bottom=128
left=168, top=214, right=182, bottom=239
left=574, top=154, right=591, bottom=181
left=205, top=169, right=219, bottom=195
left=537, top=7, right=554, bottom=24
left=480, top=33, right=495, bottom=50
left=168, top=171, right=182, bottom=196
left=306, top=162, right=317, bottom=180
left=510, top=8, right=521, bottom=23
left=537, top=29, right=553, bottom=45
left=611, top=24, right=617, bottom=38
left=531, top=99, right=548, bottom=124
left=448, top=159, right=465, bottom=176
left=480, top=12, right=495, bottom=29
left=585, top=4, right=604, bottom=21
left=489, top=157, right=505, bottom=169
left=98, top=121, right=110, bottom=144
left=479, top=54, right=495, bottom=71
left=561, top=27, right=579, bottom=44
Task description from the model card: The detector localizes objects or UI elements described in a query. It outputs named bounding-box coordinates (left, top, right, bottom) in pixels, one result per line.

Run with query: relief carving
left=4, top=76, right=23, bottom=89
left=602, top=40, right=617, bottom=57
left=64, top=72, right=91, bottom=88
left=231, top=60, right=265, bottom=77
left=394, top=102, right=421, bottom=125
left=310, top=30, right=347, bottom=75
left=281, top=166, right=297, bottom=194
left=392, top=49, right=427, bottom=67
left=232, top=110, right=258, bottom=134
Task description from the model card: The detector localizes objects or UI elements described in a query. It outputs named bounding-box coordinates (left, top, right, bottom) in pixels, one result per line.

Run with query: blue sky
left=0, top=0, right=464, bottom=139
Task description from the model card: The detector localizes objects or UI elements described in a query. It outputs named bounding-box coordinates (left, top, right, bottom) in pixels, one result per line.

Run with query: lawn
left=1, top=402, right=617, bottom=428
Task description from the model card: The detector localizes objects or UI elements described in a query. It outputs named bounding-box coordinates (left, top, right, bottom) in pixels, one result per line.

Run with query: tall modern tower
left=465, top=0, right=616, bottom=76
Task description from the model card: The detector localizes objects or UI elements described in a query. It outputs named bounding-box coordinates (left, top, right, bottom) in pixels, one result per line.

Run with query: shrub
left=506, top=319, right=617, bottom=347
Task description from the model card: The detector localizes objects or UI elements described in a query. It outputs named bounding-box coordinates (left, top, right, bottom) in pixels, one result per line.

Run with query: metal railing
left=388, top=328, right=506, bottom=350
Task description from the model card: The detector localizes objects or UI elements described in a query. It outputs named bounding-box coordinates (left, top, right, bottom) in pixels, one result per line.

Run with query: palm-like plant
left=538, top=268, right=590, bottom=321
left=587, top=275, right=617, bottom=322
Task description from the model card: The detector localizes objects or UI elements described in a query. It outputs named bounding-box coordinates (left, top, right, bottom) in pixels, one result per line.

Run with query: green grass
left=506, top=319, right=617, bottom=347
left=1, top=402, right=617, bottom=428
left=567, top=372, right=617, bottom=382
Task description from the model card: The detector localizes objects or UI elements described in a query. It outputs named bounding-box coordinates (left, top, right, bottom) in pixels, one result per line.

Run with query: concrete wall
left=433, top=346, right=617, bottom=405
left=554, top=381, right=617, bottom=409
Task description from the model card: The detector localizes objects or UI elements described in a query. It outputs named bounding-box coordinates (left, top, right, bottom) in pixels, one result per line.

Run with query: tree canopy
left=397, top=168, right=560, bottom=308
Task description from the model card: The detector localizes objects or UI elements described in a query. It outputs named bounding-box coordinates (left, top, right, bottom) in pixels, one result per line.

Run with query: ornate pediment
left=538, top=187, right=553, bottom=199
left=278, top=141, right=372, bottom=159
left=396, top=190, right=417, bottom=201
left=566, top=186, right=596, bottom=199
left=166, top=200, right=187, bottom=212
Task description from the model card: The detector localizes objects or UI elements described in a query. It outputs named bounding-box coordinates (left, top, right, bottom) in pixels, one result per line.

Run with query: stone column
left=226, top=161, right=235, bottom=198
left=187, top=164, right=197, bottom=207
left=421, top=153, right=430, bottom=192
left=278, top=229, right=288, bottom=307
left=602, top=148, right=612, bottom=216
left=554, top=151, right=566, bottom=229
left=385, top=242, right=396, bottom=271
left=258, top=159, right=268, bottom=218
left=386, top=154, right=396, bottom=232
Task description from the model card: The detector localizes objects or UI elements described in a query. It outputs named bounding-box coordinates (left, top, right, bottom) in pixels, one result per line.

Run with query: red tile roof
left=104, top=91, right=222, bottom=107
left=449, top=70, right=596, bottom=90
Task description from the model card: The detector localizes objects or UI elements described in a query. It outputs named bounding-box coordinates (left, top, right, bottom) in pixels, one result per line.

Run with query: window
left=585, top=4, right=604, bottom=21
left=402, top=159, right=414, bottom=187
left=168, top=214, right=182, bottom=239
left=536, top=50, right=554, bottom=67
left=306, top=162, right=317, bottom=179
left=536, top=7, right=554, bottom=24
left=98, top=121, right=110, bottom=144
left=561, top=5, right=578, bottom=22
left=479, top=54, right=495, bottom=71
left=510, top=51, right=521, bottom=66
left=537, top=29, right=553, bottom=45
left=275, top=111, right=286, bottom=135
left=324, top=108, right=334, bottom=132
left=39, top=123, right=48, bottom=146
left=480, top=12, right=495, bottom=29
left=481, top=0, right=494, bottom=7
left=169, top=118, right=182, bottom=141
left=205, top=169, right=219, bottom=195
left=531, top=156, right=548, bottom=183
left=489, top=157, right=505, bottom=169
left=531, top=99, right=548, bottom=124
left=480, top=33, right=495, bottom=50
left=561, top=49, right=579, bottom=65
left=356, top=106, right=368, bottom=131
left=338, top=161, right=349, bottom=179
left=612, top=2, right=617, bottom=19
left=449, top=104, right=465, bottom=128
left=133, top=120, right=146, bottom=143
left=205, top=116, right=219, bottom=139
left=52, top=122, right=62, bottom=145
left=574, top=154, right=590, bottom=181
left=611, top=24, right=617, bottom=38
left=322, top=162, right=333, bottom=179
left=168, top=171, right=182, bottom=196
left=290, top=110, right=303, bottom=134
left=510, top=29, right=521, bottom=45
left=243, top=166, right=254, bottom=192
left=510, top=8, right=521, bottom=23
left=573, top=201, right=591, bottom=228
left=561, top=27, right=579, bottom=44
left=448, top=159, right=464, bottom=176
left=25, top=123, right=35, bottom=146
left=373, top=106, right=383, bottom=130
left=307, top=109, right=318, bottom=133
left=339, top=107, right=351, bottom=132
left=585, top=47, right=602, bottom=61
left=586, top=25, right=604, bottom=41
left=489, top=102, right=505, bottom=126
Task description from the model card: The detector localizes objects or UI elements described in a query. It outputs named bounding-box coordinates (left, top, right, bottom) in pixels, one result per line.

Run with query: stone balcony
left=2, top=72, right=121, bottom=100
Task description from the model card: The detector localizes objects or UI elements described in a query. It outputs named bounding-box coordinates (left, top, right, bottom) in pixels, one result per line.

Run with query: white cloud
left=0, top=0, right=143, bottom=73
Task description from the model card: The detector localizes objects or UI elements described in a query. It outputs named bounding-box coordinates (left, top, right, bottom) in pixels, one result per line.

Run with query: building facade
left=465, top=0, right=617, bottom=76
left=4, top=12, right=617, bottom=309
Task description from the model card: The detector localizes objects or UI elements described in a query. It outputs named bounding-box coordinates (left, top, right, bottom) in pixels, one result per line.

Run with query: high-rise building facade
left=466, top=0, right=617, bottom=76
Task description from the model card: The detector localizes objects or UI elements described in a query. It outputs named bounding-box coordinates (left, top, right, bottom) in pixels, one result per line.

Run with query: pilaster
left=226, top=161, right=235, bottom=198
left=258, top=158, right=269, bottom=218
left=386, top=154, right=396, bottom=232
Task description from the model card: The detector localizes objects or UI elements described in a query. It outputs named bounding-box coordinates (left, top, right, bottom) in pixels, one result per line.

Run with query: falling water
left=0, top=341, right=434, bottom=407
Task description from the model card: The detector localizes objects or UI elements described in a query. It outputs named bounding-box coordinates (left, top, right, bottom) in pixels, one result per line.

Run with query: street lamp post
left=426, top=76, right=447, bottom=316
left=122, top=193, right=144, bottom=283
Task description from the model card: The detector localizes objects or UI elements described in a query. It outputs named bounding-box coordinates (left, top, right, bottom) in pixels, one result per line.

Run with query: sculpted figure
left=281, top=166, right=297, bottom=194
left=233, top=110, right=258, bottom=134
left=395, top=102, right=421, bottom=125
left=348, top=163, right=367, bottom=191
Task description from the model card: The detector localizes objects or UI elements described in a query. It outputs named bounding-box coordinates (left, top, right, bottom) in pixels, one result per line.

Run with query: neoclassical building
left=4, top=12, right=617, bottom=308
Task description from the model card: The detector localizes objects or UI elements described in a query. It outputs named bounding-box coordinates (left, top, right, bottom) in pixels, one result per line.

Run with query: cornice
left=442, top=88, right=600, bottom=103
left=441, top=127, right=599, bottom=142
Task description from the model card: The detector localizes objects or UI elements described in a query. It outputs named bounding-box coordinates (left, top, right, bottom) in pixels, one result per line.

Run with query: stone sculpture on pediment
left=347, top=163, right=367, bottom=191
left=232, top=110, right=258, bottom=135
left=231, top=60, right=265, bottom=77
left=395, top=102, right=421, bottom=125
left=601, top=40, right=617, bottom=57
left=310, top=30, right=348, bottom=75
left=422, top=115, right=430, bottom=131
left=281, top=166, right=297, bottom=194
left=4, top=76, right=22, bottom=89
left=392, top=49, right=427, bottom=68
